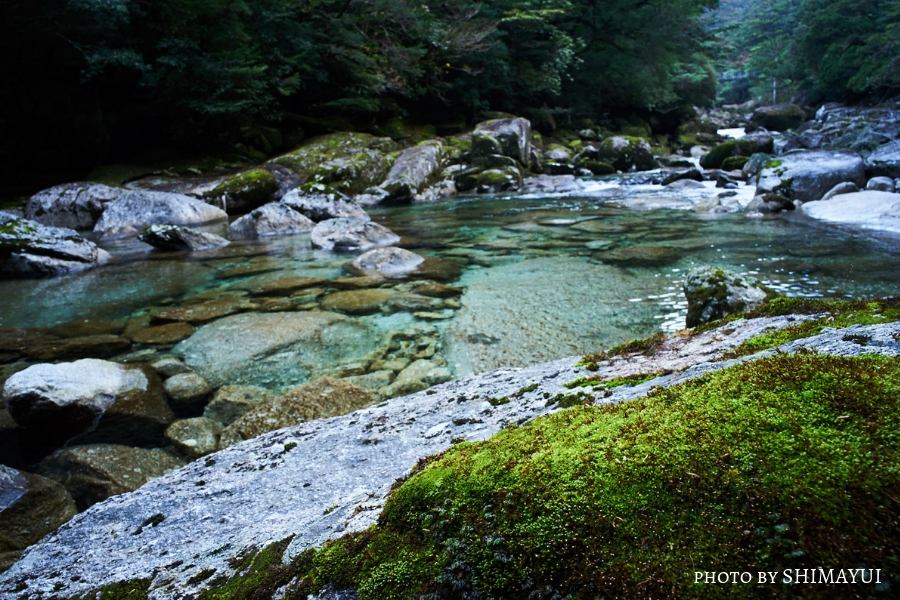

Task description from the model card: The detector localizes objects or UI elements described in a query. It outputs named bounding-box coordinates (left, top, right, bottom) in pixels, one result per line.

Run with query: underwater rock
left=344, top=247, right=425, bottom=278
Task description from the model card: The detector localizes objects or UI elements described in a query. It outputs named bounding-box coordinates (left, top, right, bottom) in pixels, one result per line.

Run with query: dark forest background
left=1, top=0, right=898, bottom=190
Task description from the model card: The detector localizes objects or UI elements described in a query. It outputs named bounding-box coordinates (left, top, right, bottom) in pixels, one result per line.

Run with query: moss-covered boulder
left=266, top=133, right=400, bottom=195
left=596, top=136, right=656, bottom=171
left=751, top=103, right=805, bottom=132
left=699, top=134, right=774, bottom=169
left=575, top=159, right=616, bottom=175
left=305, top=353, right=900, bottom=599
left=683, top=265, right=768, bottom=327
left=721, top=155, right=750, bottom=171
left=0, top=212, right=110, bottom=278
left=457, top=166, right=523, bottom=194
left=471, top=118, right=532, bottom=166
left=202, top=169, right=278, bottom=214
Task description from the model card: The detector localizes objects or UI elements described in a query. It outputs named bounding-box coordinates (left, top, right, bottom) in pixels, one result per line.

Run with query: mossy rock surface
left=204, top=169, right=278, bottom=214
left=575, top=159, right=616, bottom=175
left=302, top=353, right=900, bottom=599
left=721, top=155, right=750, bottom=171
left=700, top=137, right=774, bottom=170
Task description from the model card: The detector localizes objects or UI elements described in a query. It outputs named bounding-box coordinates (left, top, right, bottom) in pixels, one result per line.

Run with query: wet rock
left=249, top=276, right=328, bottom=296
left=202, top=385, right=274, bottom=426
left=699, top=134, right=774, bottom=170
left=751, top=104, right=805, bottom=132
left=756, top=151, right=866, bottom=201
left=800, top=191, right=900, bottom=235
left=24, top=334, right=131, bottom=361
left=471, top=118, right=532, bottom=165
left=49, top=318, right=126, bottom=339
left=35, top=444, right=185, bottom=510
left=413, top=283, right=463, bottom=298
left=821, top=181, right=860, bottom=201
left=595, top=246, right=680, bottom=267
left=152, top=297, right=257, bottom=324
left=344, top=247, right=424, bottom=278
left=127, top=323, right=195, bottom=346
left=457, top=166, right=523, bottom=194
left=596, top=136, right=655, bottom=171
left=200, top=169, right=278, bottom=214
left=382, top=359, right=452, bottom=397
left=228, top=203, right=315, bottom=239
left=866, top=176, right=895, bottom=193
left=575, top=160, right=616, bottom=176
left=866, top=140, right=900, bottom=178
left=151, top=357, right=191, bottom=378
left=138, top=224, right=230, bottom=252
left=320, top=289, right=398, bottom=316
left=661, top=169, right=703, bottom=186
left=543, top=145, right=573, bottom=163
left=162, top=373, right=212, bottom=404
left=721, top=156, right=750, bottom=171
left=311, top=218, right=400, bottom=252
left=0, top=466, right=77, bottom=573
left=379, top=141, right=443, bottom=202
left=219, top=377, right=378, bottom=447
left=174, top=311, right=379, bottom=389
left=342, top=370, right=394, bottom=394
left=665, top=179, right=706, bottom=189
left=24, top=183, right=122, bottom=231
left=746, top=193, right=796, bottom=214
left=280, top=184, right=369, bottom=222
left=164, top=418, right=221, bottom=458
left=684, top=266, right=768, bottom=327
left=94, top=191, right=227, bottom=241
left=328, top=276, right=388, bottom=290
left=2, top=360, right=173, bottom=446
left=0, top=213, right=110, bottom=278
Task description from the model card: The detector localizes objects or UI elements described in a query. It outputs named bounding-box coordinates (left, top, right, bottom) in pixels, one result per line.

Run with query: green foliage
left=302, top=353, right=900, bottom=598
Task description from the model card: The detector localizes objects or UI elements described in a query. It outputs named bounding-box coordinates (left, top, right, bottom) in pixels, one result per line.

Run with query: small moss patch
left=580, top=331, right=668, bottom=369
left=565, top=370, right=671, bottom=389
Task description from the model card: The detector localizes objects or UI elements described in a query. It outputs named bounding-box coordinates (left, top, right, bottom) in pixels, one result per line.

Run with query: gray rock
left=0, top=213, right=110, bottom=278
left=138, top=224, right=230, bottom=252
left=3, top=359, right=173, bottom=444
left=150, top=357, right=191, bottom=379
left=0, top=466, right=77, bottom=573
left=750, top=104, right=805, bottom=131
left=661, top=169, right=703, bottom=186
left=472, top=118, right=532, bottom=165
left=280, top=185, right=369, bottom=222
left=35, top=444, right=185, bottom=510
left=866, top=139, right=900, bottom=178
left=174, top=311, right=380, bottom=389
left=800, top=191, right=900, bottom=235
left=382, top=358, right=452, bottom=397
left=228, top=203, right=315, bottom=239
left=164, top=418, right=221, bottom=458
left=755, top=151, right=866, bottom=201
left=3, top=319, right=898, bottom=598
left=162, top=373, right=212, bottom=404
left=24, top=183, right=122, bottom=230
left=310, top=218, right=400, bottom=252
left=866, top=176, right=895, bottom=193
left=821, top=181, right=860, bottom=201
left=597, top=136, right=656, bottom=172
left=746, top=193, right=795, bottom=214
left=344, top=247, right=424, bottom=278
left=93, top=191, right=228, bottom=241
left=202, top=385, right=274, bottom=426
left=218, top=377, right=379, bottom=448
left=543, top=145, right=573, bottom=163
left=379, top=141, right=443, bottom=201
left=665, top=179, right=706, bottom=189
left=683, top=266, right=768, bottom=327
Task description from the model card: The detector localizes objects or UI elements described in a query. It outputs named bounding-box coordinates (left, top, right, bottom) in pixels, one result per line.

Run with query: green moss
left=721, top=155, right=750, bottom=171
left=488, top=396, right=511, bottom=406
left=195, top=538, right=299, bottom=600
left=301, top=353, right=900, bottom=598
left=765, top=159, right=783, bottom=169
left=69, top=578, right=151, bottom=600
left=206, top=169, right=277, bottom=211
left=721, top=297, right=900, bottom=358
left=513, top=383, right=539, bottom=397
left=575, top=159, right=616, bottom=175
left=700, top=138, right=775, bottom=170
left=580, top=331, right=668, bottom=368
left=565, top=370, right=670, bottom=389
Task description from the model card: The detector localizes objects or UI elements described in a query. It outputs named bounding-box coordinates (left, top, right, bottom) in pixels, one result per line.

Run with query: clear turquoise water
left=2, top=182, right=899, bottom=378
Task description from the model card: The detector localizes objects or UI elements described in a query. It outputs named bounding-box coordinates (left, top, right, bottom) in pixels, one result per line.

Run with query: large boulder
left=0, top=466, right=77, bottom=573
left=174, top=311, right=380, bottom=389
left=219, top=377, right=378, bottom=447
left=138, top=225, right=230, bottom=252
left=24, top=183, right=122, bottom=231
left=683, top=266, right=768, bottom=328
left=93, top=191, right=228, bottom=241
left=866, top=140, right=900, bottom=178
left=800, top=191, right=900, bottom=235
left=280, top=184, right=369, bottom=222
left=750, top=104, right=805, bottom=132
left=379, top=141, right=444, bottom=202
left=0, top=213, right=109, bottom=278
left=471, top=118, right=532, bottom=166
left=35, top=444, right=185, bottom=510
left=699, top=134, right=774, bottom=169
left=755, top=151, right=866, bottom=201
left=228, top=202, right=315, bottom=239
left=310, top=218, right=400, bottom=252
left=200, top=169, right=278, bottom=214
left=596, top=136, right=656, bottom=172
left=2, top=360, right=174, bottom=446
left=344, top=247, right=425, bottom=278
left=266, top=132, right=399, bottom=195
